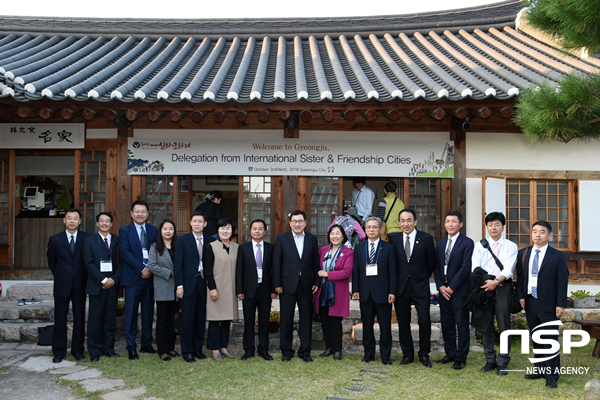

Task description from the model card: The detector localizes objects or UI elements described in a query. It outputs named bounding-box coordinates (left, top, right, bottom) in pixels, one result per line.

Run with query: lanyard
left=97, top=234, right=112, bottom=261
left=365, top=240, right=382, bottom=263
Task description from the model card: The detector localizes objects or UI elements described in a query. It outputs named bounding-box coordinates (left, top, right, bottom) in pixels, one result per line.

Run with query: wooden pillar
left=8, top=151, right=15, bottom=268
left=450, top=117, right=467, bottom=234
left=281, top=113, right=300, bottom=234
left=116, top=126, right=133, bottom=229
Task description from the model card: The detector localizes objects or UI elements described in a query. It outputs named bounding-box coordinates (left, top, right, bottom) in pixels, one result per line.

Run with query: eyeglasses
left=365, top=225, right=380, bottom=230
left=290, top=219, right=306, bottom=224
left=133, top=210, right=148, bottom=215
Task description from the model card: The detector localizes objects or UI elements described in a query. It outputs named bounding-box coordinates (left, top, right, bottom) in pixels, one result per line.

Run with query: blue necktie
left=531, top=249, right=540, bottom=299
left=70, top=235, right=75, bottom=254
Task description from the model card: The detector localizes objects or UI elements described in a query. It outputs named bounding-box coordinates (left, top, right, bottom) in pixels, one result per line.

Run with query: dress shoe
left=361, top=356, right=375, bottom=363
left=52, top=356, right=63, bottom=364
left=73, top=354, right=85, bottom=361
left=128, top=350, right=139, bottom=360
left=140, top=345, right=156, bottom=354
left=382, top=359, right=392, bottom=365
left=212, top=351, right=223, bottom=361
left=480, top=362, right=497, bottom=372
left=320, top=348, right=333, bottom=358
left=546, top=379, right=558, bottom=389
left=241, top=352, right=255, bottom=361
left=219, top=349, right=236, bottom=358
left=525, top=373, right=544, bottom=380
left=282, top=355, right=293, bottom=362
left=183, top=354, right=196, bottom=363
left=302, top=356, right=313, bottom=363
left=333, top=352, right=342, bottom=361
left=435, top=356, right=455, bottom=364
left=104, top=351, right=120, bottom=358
left=399, top=357, right=414, bottom=365
left=419, top=356, right=432, bottom=368
left=194, top=352, right=207, bottom=360
left=451, top=361, right=466, bottom=370
left=91, top=356, right=100, bottom=362
left=497, top=367, right=508, bottom=376
left=159, top=354, right=172, bottom=362
left=258, top=352, right=273, bottom=361
left=168, top=351, right=180, bottom=358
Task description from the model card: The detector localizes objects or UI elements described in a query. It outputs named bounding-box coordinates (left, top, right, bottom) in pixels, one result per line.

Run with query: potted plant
left=116, top=299, right=125, bottom=316
left=570, top=290, right=600, bottom=308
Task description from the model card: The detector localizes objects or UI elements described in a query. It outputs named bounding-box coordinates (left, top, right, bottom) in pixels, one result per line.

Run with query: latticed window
left=77, top=151, right=107, bottom=234
left=143, top=176, right=176, bottom=226
left=309, top=177, right=341, bottom=246
left=241, top=176, right=272, bottom=243
left=392, top=178, right=443, bottom=242
left=0, top=152, right=9, bottom=265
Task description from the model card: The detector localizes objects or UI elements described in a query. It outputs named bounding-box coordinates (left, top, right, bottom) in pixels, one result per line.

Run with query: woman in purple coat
left=315, top=224, right=354, bottom=360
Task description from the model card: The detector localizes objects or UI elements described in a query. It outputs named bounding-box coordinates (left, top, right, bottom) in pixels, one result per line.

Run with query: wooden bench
left=572, top=319, right=600, bottom=358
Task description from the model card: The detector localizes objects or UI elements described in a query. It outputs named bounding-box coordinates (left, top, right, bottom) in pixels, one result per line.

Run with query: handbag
left=381, top=197, right=398, bottom=242
left=480, top=239, right=523, bottom=314
left=37, top=325, right=54, bottom=346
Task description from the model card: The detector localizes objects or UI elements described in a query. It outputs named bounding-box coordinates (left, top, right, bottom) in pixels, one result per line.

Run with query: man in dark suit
left=517, top=220, right=569, bottom=389
left=273, top=210, right=320, bottom=362
left=390, top=208, right=436, bottom=367
left=434, top=210, right=474, bottom=370
left=352, top=216, right=397, bottom=365
left=236, top=219, right=276, bottom=361
left=83, top=212, right=122, bottom=361
left=118, top=200, right=158, bottom=360
left=174, top=211, right=216, bottom=362
left=47, top=209, right=91, bottom=363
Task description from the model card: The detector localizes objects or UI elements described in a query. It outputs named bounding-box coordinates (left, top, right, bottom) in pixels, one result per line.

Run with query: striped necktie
left=531, top=249, right=540, bottom=299
left=369, top=242, right=375, bottom=263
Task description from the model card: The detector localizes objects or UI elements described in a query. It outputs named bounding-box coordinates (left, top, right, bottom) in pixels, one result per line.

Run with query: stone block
left=0, top=322, right=20, bottom=341
left=574, top=298, right=600, bottom=309
left=582, top=310, right=600, bottom=320
left=6, top=284, right=53, bottom=301
left=49, top=365, right=88, bottom=374
left=559, top=322, right=579, bottom=335
left=349, top=309, right=361, bottom=319
left=20, top=305, right=53, bottom=320
left=0, top=306, right=20, bottom=320
left=20, top=323, right=50, bottom=342
left=19, top=356, right=75, bottom=371
left=585, top=380, right=600, bottom=400
left=81, top=378, right=125, bottom=392
left=101, top=387, right=146, bottom=400
left=60, top=368, right=102, bottom=381
left=312, top=329, right=323, bottom=341
left=430, top=306, right=440, bottom=323
left=561, top=309, right=578, bottom=322
left=342, top=319, right=353, bottom=334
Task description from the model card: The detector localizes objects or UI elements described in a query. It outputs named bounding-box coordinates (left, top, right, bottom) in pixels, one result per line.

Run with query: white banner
left=128, top=138, right=455, bottom=177
left=0, top=123, right=85, bottom=149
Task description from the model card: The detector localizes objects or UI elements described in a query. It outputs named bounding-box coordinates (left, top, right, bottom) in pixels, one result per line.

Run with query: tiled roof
left=0, top=0, right=598, bottom=105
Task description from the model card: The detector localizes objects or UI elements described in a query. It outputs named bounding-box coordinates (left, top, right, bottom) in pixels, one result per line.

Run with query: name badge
left=366, top=263, right=378, bottom=276
left=100, top=261, right=113, bottom=272
left=257, top=269, right=263, bottom=280
left=530, top=275, right=538, bottom=289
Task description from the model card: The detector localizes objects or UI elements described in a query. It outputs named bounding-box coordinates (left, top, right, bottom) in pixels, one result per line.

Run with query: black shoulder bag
left=480, top=239, right=523, bottom=314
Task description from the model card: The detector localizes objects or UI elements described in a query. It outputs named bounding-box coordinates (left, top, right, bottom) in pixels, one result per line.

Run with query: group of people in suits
left=47, top=198, right=568, bottom=389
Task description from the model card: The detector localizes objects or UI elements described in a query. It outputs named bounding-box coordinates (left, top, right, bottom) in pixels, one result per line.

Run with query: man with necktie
left=47, top=209, right=91, bottom=363
left=516, top=220, right=568, bottom=389
left=471, top=211, right=518, bottom=375
left=119, top=200, right=158, bottom=360
left=236, top=219, right=276, bottom=361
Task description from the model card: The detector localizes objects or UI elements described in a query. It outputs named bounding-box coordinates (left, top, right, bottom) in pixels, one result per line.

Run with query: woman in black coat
left=194, top=190, right=223, bottom=237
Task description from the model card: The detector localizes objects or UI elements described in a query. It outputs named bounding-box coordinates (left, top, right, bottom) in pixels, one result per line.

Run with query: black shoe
left=73, top=354, right=85, bottom=361
left=382, top=359, right=392, bottom=365
left=258, top=352, right=273, bottom=361
left=282, top=355, right=292, bottom=362
left=333, top=352, right=342, bottom=361
left=52, top=356, right=63, bottom=364
left=435, top=356, right=455, bottom=364
left=361, top=356, right=375, bottom=363
left=91, top=356, right=100, bottom=362
left=400, top=357, right=414, bottom=365
left=104, top=351, right=120, bottom=358
left=480, top=362, right=497, bottom=372
left=419, top=356, right=432, bottom=368
left=241, top=352, right=255, bottom=361
left=140, top=345, right=156, bottom=354
left=546, top=379, right=558, bottom=389
left=320, top=348, right=333, bottom=358
left=194, top=352, right=207, bottom=360
left=302, top=356, right=313, bottom=363
left=159, top=354, right=172, bottom=362
left=128, top=350, right=139, bottom=360
left=451, top=361, right=466, bottom=370
left=525, top=373, right=544, bottom=380
left=168, top=351, right=180, bottom=358
left=497, top=367, right=508, bottom=376
left=183, top=354, right=196, bottom=363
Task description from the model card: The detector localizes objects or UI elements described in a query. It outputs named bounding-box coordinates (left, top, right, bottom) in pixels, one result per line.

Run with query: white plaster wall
left=300, top=130, right=449, bottom=141
left=466, top=177, right=483, bottom=241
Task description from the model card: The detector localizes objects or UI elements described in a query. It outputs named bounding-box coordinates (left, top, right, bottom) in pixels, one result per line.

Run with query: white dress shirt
left=402, top=229, right=418, bottom=257
left=527, top=244, right=548, bottom=295
left=443, top=232, right=460, bottom=275
left=253, top=240, right=265, bottom=283
left=134, top=222, right=147, bottom=246
left=194, top=234, right=204, bottom=272
left=471, top=237, right=518, bottom=280
left=352, top=185, right=375, bottom=220
left=366, top=238, right=380, bottom=262
left=65, top=230, right=78, bottom=243
left=293, top=231, right=305, bottom=258
left=98, top=232, right=112, bottom=285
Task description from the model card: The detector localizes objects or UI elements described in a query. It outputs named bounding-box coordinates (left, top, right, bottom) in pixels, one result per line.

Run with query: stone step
left=0, top=301, right=54, bottom=321
left=6, top=283, right=54, bottom=301
left=352, top=323, right=442, bottom=343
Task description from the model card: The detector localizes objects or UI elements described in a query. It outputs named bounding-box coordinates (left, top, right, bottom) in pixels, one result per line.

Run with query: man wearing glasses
left=119, top=200, right=158, bottom=360
left=273, top=210, right=320, bottom=362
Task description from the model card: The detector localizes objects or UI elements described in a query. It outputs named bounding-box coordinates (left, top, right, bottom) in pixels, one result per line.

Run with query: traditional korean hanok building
left=0, top=0, right=599, bottom=282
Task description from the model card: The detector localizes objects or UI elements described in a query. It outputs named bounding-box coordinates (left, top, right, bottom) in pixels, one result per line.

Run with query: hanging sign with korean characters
left=127, top=138, right=455, bottom=178
left=0, top=123, right=85, bottom=149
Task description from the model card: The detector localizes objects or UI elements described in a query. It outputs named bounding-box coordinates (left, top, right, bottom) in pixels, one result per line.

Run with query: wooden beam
left=382, top=109, right=400, bottom=121
left=360, top=109, right=377, bottom=122
left=300, top=110, right=312, bottom=123
left=116, top=125, right=133, bottom=230
left=83, top=109, right=102, bottom=121
left=401, top=109, right=423, bottom=121
left=341, top=110, right=356, bottom=122
left=320, top=110, right=334, bottom=122
left=446, top=108, right=468, bottom=120
left=105, top=110, right=123, bottom=122
left=258, top=110, right=270, bottom=123
left=39, top=108, right=60, bottom=119
left=450, top=117, right=467, bottom=227
left=191, top=111, right=206, bottom=123
left=279, top=110, right=291, bottom=122
left=0, top=104, right=15, bottom=120
left=60, top=108, right=82, bottom=120
left=213, top=110, right=228, bottom=123
left=170, top=110, right=189, bottom=123
left=125, top=110, right=146, bottom=121
left=469, top=107, right=491, bottom=119
left=491, top=107, right=514, bottom=119
left=17, top=107, right=38, bottom=118
left=148, top=110, right=168, bottom=122
left=423, top=108, right=446, bottom=121
left=235, top=110, right=248, bottom=123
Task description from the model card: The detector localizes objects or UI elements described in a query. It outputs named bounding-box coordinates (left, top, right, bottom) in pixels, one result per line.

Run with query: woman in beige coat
left=204, top=217, right=239, bottom=360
